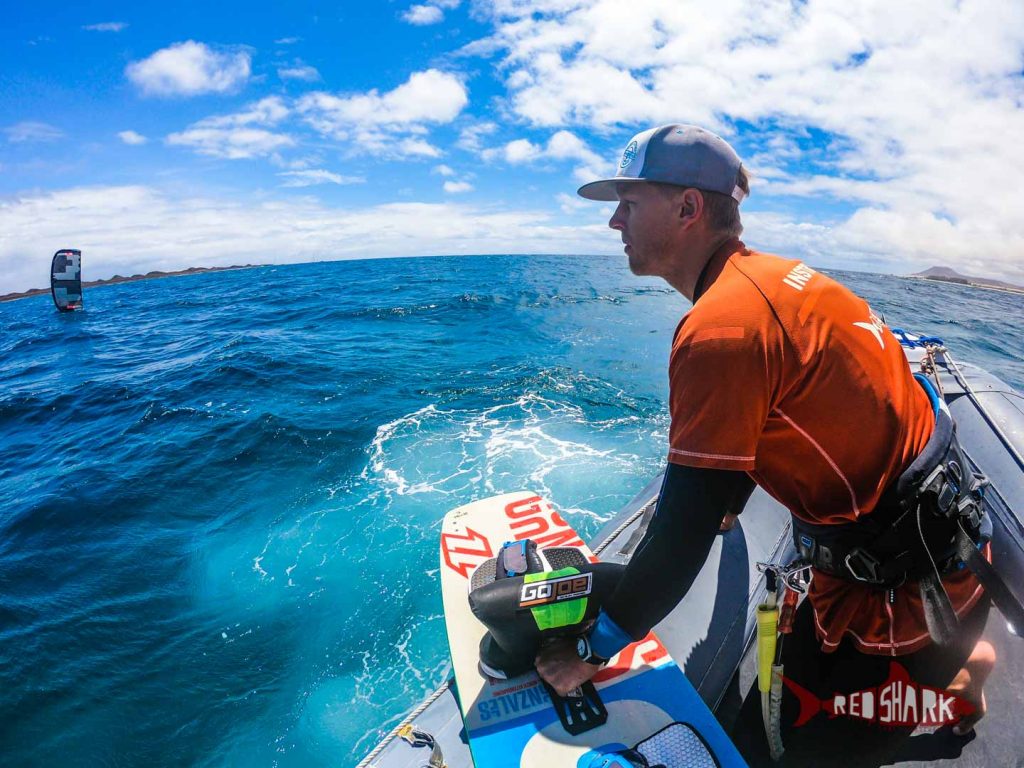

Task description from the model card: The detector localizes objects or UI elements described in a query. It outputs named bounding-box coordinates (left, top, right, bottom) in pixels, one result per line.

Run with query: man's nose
left=608, top=202, right=626, bottom=231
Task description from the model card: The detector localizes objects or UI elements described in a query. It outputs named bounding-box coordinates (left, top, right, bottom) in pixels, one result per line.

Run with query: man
left=535, top=124, right=994, bottom=762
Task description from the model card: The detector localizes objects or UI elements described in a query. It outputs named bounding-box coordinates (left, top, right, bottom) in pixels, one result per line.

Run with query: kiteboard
left=440, top=491, right=747, bottom=767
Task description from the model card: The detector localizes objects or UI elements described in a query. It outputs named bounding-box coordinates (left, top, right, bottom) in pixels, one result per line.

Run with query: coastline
left=905, top=274, right=1024, bottom=296
left=0, top=264, right=264, bottom=304
left=6, top=260, right=1021, bottom=303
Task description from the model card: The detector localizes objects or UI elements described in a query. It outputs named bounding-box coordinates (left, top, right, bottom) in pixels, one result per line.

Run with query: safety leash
left=756, top=560, right=809, bottom=762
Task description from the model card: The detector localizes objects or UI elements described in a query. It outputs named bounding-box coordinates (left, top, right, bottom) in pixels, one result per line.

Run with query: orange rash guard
left=667, top=240, right=984, bottom=655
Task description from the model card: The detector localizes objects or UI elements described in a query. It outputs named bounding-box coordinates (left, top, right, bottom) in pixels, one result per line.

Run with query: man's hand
left=535, top=637, right=602, bottom=696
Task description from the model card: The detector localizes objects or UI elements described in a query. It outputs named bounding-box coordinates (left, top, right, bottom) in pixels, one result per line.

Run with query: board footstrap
left=540, top=678, right=608, bottom=735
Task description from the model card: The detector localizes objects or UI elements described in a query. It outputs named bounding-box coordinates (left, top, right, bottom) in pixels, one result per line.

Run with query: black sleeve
left=602, top=462, right=755, bottom=640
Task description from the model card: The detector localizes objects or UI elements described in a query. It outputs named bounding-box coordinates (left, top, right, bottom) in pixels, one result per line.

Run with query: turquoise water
left=0, top=255, right=1021, bottom=766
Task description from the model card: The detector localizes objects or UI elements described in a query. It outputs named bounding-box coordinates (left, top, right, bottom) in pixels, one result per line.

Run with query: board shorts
left=729, top=594, right=991, bottom=767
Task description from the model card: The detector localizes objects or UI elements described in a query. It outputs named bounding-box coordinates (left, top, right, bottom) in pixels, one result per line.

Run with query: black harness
left=790, top=375, right=997, bottom=644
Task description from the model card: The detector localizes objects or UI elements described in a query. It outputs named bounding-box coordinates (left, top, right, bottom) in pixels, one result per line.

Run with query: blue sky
left=3, top=0, right=1023, bottom=293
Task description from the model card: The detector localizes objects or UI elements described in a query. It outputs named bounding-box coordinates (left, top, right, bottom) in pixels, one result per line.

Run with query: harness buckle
left=958, top=496, right=983, bottom=531
left=937, top=479, right=958, bottom=515
left=844, top=547, right=885, bottom=584
left=918, top=464, right=945, bottom=495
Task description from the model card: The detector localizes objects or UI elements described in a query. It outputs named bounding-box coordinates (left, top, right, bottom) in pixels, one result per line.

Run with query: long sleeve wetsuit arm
left=589, top=463, right=756, bottom=657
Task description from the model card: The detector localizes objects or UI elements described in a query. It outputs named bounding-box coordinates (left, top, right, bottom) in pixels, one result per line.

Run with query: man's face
left=607, top=182, right=686, bottom=278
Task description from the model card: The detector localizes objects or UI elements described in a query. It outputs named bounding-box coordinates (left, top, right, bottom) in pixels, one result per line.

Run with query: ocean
left=1, top=254, right=1021, bottom=766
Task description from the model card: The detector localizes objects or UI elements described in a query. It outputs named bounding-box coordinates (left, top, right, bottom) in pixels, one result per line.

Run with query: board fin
left=540, top=678, right=608, bottom=735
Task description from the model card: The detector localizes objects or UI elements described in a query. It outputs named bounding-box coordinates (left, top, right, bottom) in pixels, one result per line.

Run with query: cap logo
left=620, top=140, right=638, bottom=169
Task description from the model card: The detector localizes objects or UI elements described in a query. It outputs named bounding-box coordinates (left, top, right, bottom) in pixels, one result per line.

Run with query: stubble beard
left=626, top=249, right=643, bottom=275
left=626, top=239, right=666, bottom=278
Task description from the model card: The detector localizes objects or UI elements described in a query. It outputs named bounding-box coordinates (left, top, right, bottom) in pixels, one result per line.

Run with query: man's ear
left=678, top=188, right=704, bottom=227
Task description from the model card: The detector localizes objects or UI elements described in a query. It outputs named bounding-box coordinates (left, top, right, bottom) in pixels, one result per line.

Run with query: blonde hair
left=701, top=166, right=750, bottom=237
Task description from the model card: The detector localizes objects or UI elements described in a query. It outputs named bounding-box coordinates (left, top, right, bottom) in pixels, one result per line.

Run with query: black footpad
left=542, top=546, right=590, bottom=570
left=540, top=678, right=608, bottom=735
left=470, top=557, right=498, bottom=592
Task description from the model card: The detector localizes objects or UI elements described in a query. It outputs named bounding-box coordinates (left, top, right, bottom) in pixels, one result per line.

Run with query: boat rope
left=944, top=350, right=1024, bottom=472
left=353, top=679, right=453, bottom=768
left=922, top=346, right=946, bottom=399
left=594, top=493, right=660, bottom=557
left=889, top=328, right=946, bottom=349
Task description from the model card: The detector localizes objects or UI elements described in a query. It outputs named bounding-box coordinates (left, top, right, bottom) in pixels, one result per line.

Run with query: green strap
left=524, top=567, right=589, bottom=631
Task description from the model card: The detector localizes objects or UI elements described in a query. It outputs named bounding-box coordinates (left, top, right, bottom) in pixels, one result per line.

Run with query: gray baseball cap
left=577, top=124, right=747, bottom=203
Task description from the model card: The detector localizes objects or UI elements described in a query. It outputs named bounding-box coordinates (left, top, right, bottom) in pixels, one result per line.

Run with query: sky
left=2, top=0, right=1023, bottom=294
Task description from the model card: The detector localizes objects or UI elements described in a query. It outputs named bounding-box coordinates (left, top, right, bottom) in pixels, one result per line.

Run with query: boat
left=357, top=332, right=1024, bottom=767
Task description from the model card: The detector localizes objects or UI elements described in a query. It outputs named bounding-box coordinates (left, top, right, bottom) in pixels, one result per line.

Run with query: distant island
left=909, top=266, right=1024, bottom=295
left=0, top=264, right=263, bottom=303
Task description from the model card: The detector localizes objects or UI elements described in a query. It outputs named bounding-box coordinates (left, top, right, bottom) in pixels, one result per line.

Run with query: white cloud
left=278, top=64, right=321, bottom=82
left=546, top=130, right=599, bottom=163
left=471, top=0, right=1024, bottom=279
left=436, top=162, right=475, bottom=193
left=126, top=41, right=251, bottom=97
left=556, top=192, right=590, bottom=214
left=402, top=5, right=444, bottom=25
left=275, top=37, right=301, bottom=45
left=0, top=184, right=615, bottom=294
left=167, top=128, right=294, bottom=159
left=199, top=96, right=289, bottom=128
left=279, top=155, right=323, bottom=171
left=498, top=130, right=609, bottom=183
left=299, top=69, right=467, bottom=130
left=277, top=170, right=364, bottom=187
left=503, top=138, right=538, bottom=164
left=83, top=22, right=128, bottom=32
left=118, top=130, right=148, bottom=145
left=397, top=138, right=442, bottom=157
left=457, top=122, right=497, bottom=152
left=3, top=121, right=63, bottom=143
left=402, top=1, right=461, bottom=24
left=166, top=97, right=293, bottom=159
left=298, top=69, right=468, bottom=159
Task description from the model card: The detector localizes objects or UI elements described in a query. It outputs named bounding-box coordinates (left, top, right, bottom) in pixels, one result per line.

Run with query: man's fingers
left=535, top=649, right=601, bottom=697
left=540, top=669, right=581, bottom=697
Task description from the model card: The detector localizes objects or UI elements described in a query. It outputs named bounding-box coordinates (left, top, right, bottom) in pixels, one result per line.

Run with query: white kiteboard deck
left=440, top=491, right=747, bottom=767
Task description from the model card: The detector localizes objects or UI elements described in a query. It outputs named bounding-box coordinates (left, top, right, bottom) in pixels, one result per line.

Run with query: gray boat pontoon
left=358, top=333, right=1024, bottom=768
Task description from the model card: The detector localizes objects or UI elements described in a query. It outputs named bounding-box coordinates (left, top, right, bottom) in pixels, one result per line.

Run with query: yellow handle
left=756, top=603, right=779, bottom=694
